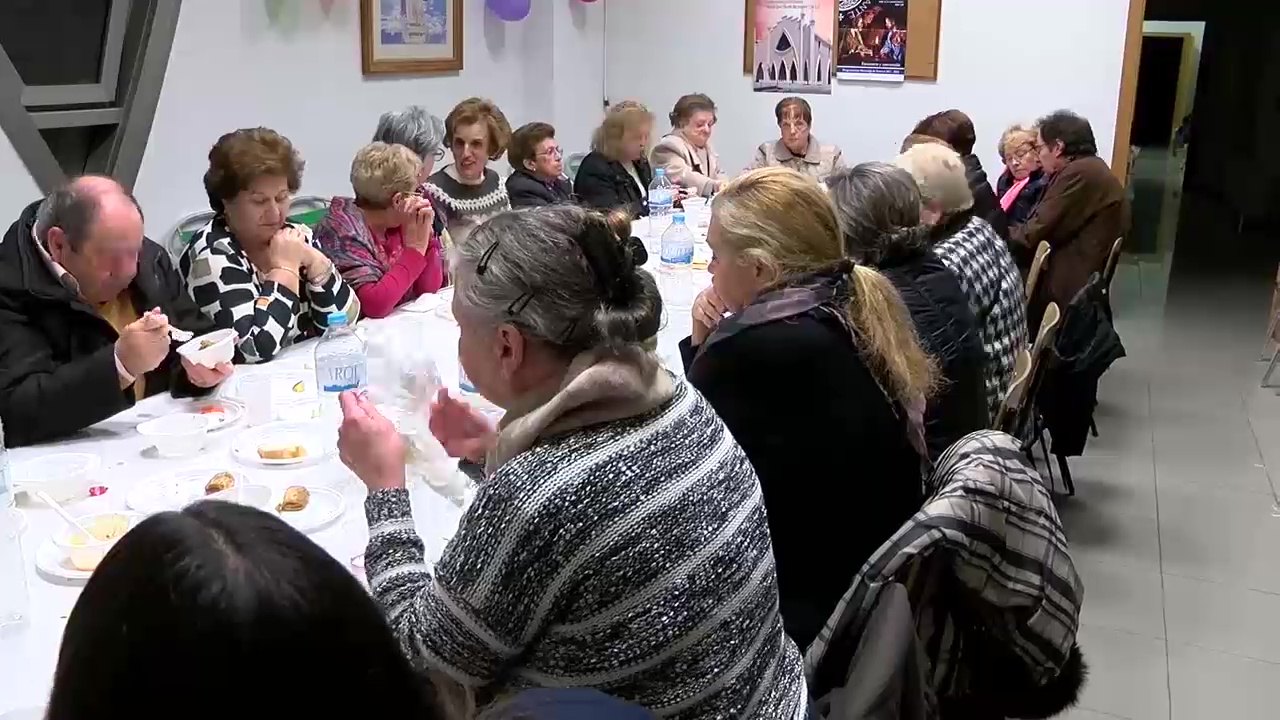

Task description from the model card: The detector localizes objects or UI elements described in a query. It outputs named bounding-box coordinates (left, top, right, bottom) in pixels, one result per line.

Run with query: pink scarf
left=1000, top=176, right=1030, bottom=212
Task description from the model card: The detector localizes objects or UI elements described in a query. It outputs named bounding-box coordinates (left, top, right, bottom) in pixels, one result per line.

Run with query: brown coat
left=1012, top=155, right=1128, bottom=308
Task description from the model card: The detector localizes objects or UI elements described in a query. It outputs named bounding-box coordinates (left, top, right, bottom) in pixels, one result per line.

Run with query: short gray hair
left=826, top=162, right=929, bottom=266
left=34, top=178, right=142, bottom=251
left=892, top=142, right=975, bottom=215
left=372, top=106, right=445, bottom=162
left=452, top=206, right=660, bottom=356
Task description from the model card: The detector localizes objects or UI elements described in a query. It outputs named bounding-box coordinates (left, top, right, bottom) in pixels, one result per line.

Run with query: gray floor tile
left=1075, top=625, right=1170, bottom=720
left=1162, top=573, right=1280, bottom=664
left=1076, top=558, right=1166, bottom=638
left=1157, top=481, right=1280, bottom=592
left=1060, top=503, right=1161, bottom=571
left=1057, top=709, right=1133, bottom=720
left=1168, top=642, right=1280, bottom=720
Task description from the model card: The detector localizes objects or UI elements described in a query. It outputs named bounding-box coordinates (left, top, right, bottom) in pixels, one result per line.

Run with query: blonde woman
left=679, top=166, right=935, bottom=650
left=996, top=123, right=1049, bottom=227
left=314, top=142, right=444, bottom=319
left=574, top=100, right=655, bottom=217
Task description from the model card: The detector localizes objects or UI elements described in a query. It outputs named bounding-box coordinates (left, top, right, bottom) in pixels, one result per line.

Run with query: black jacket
left=573, top=152, right=651, bottom=218
left=681, top=310, right=923, bottom=650
left=963, top=154, right=1009, bottom=241
left=505, top=169, right=574, bottom=208
left=0, top=200, right=216, bottom=447
left=878, top=250, right=989, bottom=460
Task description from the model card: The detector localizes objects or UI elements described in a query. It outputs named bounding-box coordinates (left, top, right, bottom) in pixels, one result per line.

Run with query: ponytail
left=845, top=265, right=937, bottom=410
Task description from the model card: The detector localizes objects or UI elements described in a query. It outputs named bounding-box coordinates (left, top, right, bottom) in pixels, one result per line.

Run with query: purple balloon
left=487, top=0, right=531, bottom=22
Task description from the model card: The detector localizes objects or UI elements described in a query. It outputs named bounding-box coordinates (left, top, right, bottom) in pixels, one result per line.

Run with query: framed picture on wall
left=361, top=0, right=463, bottom=75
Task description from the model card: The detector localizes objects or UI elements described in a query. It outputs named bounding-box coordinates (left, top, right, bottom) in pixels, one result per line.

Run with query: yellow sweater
left=97, top=293, right=145, bottom=402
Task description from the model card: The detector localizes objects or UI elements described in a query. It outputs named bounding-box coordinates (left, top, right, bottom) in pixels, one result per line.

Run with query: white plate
left=398, top=293, right=446, bottom=314
left=126, top=468, right=251, bottom=514
left=170, top=398, right=246, bottom=432
left=230, top=421, right=335, bottom=468
left=221, top=370, right=315, bottom=403
left=272, top=486, right=344, bottom=533
left=35, top=536, right=92, bottom=582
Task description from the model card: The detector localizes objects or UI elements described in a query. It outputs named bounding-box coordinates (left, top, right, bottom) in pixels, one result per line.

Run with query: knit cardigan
left=364, top=380, right=809, bottom=719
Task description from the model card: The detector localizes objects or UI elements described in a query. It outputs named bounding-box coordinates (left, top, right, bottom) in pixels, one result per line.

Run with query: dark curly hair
left=911, top=109, right=977, bottom=156
left=203, top=128, right=304, bottom=214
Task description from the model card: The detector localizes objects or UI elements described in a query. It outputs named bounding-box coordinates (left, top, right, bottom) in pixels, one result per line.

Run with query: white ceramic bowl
left=52, top=511, right=142, bottom=572
left=11, top=453, right=100, bottom=503
left=177, top=328, right=237, bottom=368
left=137, top=413, right=210, bottom=457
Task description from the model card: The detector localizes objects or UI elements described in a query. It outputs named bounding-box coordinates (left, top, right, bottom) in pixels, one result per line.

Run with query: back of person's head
left=45, top=501, right=446, bottom=720
left=350, top=141, right=423, bottom=208
left=592, top=101, right=654, bottom=160
left=911, top=109, right=977, bottom=156
left=1036, top=110, right=1098, bottom=158
left=826, top=162, right=930, bottom=267
left=373, top=105, right=446, bottom=163
left=713, top=167, right=935, bottom=410
left=892, top=142, right=975, bottom=216
left=453, top=205, right=660, bottom=358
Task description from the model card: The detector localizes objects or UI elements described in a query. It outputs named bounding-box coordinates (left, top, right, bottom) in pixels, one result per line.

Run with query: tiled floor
left=1053, top=252, right=1280, bottom=719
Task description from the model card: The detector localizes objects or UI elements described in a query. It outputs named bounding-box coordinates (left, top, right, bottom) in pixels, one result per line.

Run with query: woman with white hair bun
left=335, top=205, right=809, bottom=718
left=894, top=142, right=1027, bottom=422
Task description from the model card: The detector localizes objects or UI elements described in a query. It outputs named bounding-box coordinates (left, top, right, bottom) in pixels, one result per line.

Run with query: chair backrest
left=162, top=210, right=215, bottom=262
left=994, top=348, right=1033, bottom=433
left=1101, top=236, right=1124, bottom=288
left=566, top=152, right=587, bottom=182
left=287, top=195, right=330, bottom=229
left=1025, top=241, right=1051, bottom=302
left=1007, top=303, right=1061, bottom=441
left=1031, top=302, right=1062, bottom=361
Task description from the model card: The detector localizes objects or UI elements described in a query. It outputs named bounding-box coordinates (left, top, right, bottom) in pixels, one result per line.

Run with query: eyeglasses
left=536, top=146, right=564, bottom=159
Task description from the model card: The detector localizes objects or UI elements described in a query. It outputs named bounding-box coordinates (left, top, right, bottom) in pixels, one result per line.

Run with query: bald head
left=38, top=175, right=146, bottom=304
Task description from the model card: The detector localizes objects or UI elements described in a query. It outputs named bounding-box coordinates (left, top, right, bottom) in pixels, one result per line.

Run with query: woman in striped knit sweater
left=337, top=206, right=810, bottom=718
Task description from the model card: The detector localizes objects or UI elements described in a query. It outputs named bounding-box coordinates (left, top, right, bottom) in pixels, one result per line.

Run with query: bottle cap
left=672, top=213, right=686, bottom=223
left=327, top=311, right=348, bottom=326
left=654, top=168, right=665, bottom=176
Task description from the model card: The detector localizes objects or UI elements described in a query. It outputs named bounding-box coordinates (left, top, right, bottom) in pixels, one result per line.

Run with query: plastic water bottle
left=647, top=168, right=674, bottom=243
left=315, top=311, right=367, bottom=420
left=660, top=213, right=695, bottom=310
left=0, top=417, right=11, bottom=508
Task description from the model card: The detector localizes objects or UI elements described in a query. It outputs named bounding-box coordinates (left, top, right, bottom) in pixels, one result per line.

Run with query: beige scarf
left=485, top=346, right=675, bottom=475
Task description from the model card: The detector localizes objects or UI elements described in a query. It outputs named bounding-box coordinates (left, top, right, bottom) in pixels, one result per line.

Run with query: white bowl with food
left=11, top=452, right=100, bottom=504
left=136, top=413, right=210, bottom=458
left=52, top=511, right=142, bottom=572
left=177, top=328, right=237, bottom=368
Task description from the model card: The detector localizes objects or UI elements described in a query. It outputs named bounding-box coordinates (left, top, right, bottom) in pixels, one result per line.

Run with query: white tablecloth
left=0, top=218, right=708, bottom=714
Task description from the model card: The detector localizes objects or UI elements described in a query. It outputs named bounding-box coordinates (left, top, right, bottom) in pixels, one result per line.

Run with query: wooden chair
left=1021, top=303, right=1070, bottom=494
left=1025, top=241, right=1051, bottom=303
left=994, top=349, right=1032, bottom=433
left=1099, top=236, right=1124, bottom=322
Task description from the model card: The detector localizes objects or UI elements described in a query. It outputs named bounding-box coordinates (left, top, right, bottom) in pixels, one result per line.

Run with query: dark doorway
left=1131, top=35, right=1184, bottom=147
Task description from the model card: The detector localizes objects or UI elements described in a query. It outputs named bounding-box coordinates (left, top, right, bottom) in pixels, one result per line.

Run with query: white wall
left=0, top=133, right=40, bottom=226
left=606, top=0, right=1131, bottom=178
left=1142, top=20, right=1205, bottom=112
left=133, top=0, right=604, bottom=237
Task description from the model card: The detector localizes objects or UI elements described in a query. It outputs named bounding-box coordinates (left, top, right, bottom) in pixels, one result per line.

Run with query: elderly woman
left=372, top=105, right=446, bottom=184
left=894, top=142, right=1027, bottom=422
left=681, top=167, right=933, bottom=649
left=996, top=123, right=1049, bottom=229
left=651, top=93, right=724, bottom=197
left=334, top=205, right=808, bottom=717
left=750, top=97, right=844, bottom=182
left=828, top=163, right=989, bottom=451
left=314, top=142, right=444, bottom=319
left=505, top=122, right=573, bottom=208
left=574, top=100, right=655, bottom=217
left=912, top=109, right=1008, bottom=239
left=181, top=128, right=357, bottom=364
left=423, top=97, right=512, bottom=244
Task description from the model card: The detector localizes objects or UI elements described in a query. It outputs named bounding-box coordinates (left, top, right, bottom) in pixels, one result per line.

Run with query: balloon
left=486, top=0, right=531, bottom=22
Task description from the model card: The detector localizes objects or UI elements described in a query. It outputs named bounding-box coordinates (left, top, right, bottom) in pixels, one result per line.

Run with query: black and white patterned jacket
left=364, top=380, right=810, bottom=719
left=932, top=214, right=1028, bottom=420
left=179, top=218, right=358, bottom=364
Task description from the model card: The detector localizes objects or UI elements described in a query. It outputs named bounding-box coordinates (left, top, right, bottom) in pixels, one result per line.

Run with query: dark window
left=0, top=0, right=113, bottom=86
left=776, top=32, right=793, bottom=53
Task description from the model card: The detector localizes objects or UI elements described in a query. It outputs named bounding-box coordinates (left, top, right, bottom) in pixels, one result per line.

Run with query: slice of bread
left=257, top=443, right=306, bottom=460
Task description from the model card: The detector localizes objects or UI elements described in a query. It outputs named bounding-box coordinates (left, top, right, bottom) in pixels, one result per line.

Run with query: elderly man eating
left=0, top=176, right=233, bottom=447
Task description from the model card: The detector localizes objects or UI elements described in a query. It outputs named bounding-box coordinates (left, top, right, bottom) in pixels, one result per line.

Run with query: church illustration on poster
left=751, top=0, right=835, bottom=95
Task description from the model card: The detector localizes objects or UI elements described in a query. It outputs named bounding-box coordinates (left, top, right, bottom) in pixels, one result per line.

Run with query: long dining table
left=0, top=217, right=710, bottom=715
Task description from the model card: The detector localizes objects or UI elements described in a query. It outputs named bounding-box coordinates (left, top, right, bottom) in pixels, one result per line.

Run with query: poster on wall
left=835, top=0, right=908, bottom=82
left=749, top=0, right=836, bottom=95
left=361, top=0, right=463, bottom=75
